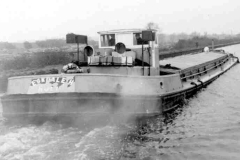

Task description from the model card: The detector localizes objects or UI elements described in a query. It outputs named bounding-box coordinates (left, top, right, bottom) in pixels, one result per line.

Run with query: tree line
left=0, top=42, right=16, bottom=50
left=1, top=21, right=240, bottom=51
left=172, top=35, right=240, bottom=50
left=0, top=38, right=99, bottom=51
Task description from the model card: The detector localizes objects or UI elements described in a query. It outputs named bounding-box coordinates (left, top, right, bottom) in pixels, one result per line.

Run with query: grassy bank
left=0, top=51, right=71, bottom=92
left=0, top=65, right=60, bottom=92
left=159, top=36, right=240, bottom=52
left=0, top=51, right=71, bottom=72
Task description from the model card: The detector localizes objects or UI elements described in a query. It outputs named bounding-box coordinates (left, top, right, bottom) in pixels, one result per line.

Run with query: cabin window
left=116, top=34, right=133, bottom=46
left=155, top=33, right=158, bottom=44
left=133, top=33, right=148, bottom=45
left=100, top=34, right=115, bottom=47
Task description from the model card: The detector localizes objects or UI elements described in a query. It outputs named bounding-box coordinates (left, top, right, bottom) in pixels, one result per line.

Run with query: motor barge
left=1, top=29, right=239, bottom=123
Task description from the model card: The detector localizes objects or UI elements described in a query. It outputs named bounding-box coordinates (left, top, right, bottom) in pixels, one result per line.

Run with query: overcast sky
left=0, top=0, right=239, bottom=42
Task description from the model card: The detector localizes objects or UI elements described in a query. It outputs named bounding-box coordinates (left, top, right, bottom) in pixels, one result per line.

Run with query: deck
left=160, top=52, right=226, bottom=70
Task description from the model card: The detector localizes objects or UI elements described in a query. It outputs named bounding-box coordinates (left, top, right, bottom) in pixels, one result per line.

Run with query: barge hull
left=1, top=51, right=239, bottom=124
left=1, top=93, right=162, bottom=124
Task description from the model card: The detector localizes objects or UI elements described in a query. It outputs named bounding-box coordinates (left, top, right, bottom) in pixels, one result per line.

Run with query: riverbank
left=0, top=65, right=60, bottom=93
left=160, top=41, right=240, bottom=59
left=0, top=51, right=71, bottom=92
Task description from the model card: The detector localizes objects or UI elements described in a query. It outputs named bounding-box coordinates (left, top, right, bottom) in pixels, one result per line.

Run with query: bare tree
left=23, top=41, right=32, bottom=50
left=145, top=22, right=160, bottom=31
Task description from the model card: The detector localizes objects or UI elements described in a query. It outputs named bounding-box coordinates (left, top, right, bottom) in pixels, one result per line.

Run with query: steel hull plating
left=1, top=93, right=162, bottom=125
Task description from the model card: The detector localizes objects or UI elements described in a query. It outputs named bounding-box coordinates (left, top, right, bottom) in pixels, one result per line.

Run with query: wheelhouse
left=98, top=29, right=158, bottom=49
left=65, top=29, right=160, bottom=75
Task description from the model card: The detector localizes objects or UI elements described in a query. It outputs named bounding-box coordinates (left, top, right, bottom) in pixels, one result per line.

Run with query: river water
left=1, top=45, right=240, bottom=160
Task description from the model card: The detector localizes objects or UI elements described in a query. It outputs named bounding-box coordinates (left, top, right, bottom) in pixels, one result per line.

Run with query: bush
left=32, top=52, right=70, bottom=68
left=0, top=51, right=70, bottom=72
left=0, top=53, right=31, bottom=71
left=35, top=39, right=66, bottom=48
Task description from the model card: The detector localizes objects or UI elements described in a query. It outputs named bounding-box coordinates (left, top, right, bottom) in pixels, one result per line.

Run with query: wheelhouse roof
left=97, top=28, right=157, bottom=34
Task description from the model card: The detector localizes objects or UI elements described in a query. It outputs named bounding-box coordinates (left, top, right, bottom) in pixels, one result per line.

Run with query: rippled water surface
left=1, top=45, right=240, bottom=160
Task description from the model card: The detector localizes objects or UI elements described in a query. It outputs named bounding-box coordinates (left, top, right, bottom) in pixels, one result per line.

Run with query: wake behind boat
left=1, top=29, right=239, bottom=124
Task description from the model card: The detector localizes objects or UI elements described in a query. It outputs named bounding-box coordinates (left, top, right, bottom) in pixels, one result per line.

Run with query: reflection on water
left=1, top=45, right=240, bottom=160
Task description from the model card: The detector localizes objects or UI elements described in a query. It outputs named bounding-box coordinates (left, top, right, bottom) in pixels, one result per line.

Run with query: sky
left=0, top=0, right=240, bottom=42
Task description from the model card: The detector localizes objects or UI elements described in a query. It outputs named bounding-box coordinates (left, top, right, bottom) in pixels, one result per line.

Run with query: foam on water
left=0, top=122, right=84, bottom=160
left=0, top=121, right=130, bottom=160
left=74, top=126, right=124, bottom=160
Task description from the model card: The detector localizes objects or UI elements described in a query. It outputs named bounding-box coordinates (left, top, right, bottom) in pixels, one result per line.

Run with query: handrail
left=180, top=57, right=229, bottom=80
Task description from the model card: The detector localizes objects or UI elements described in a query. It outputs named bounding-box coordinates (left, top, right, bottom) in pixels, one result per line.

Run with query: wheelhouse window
left=155, top=33, right=158, bottom=44
left=100, top=34, right=115, bottom=47
left=133, top=33, right=148, bottom=45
